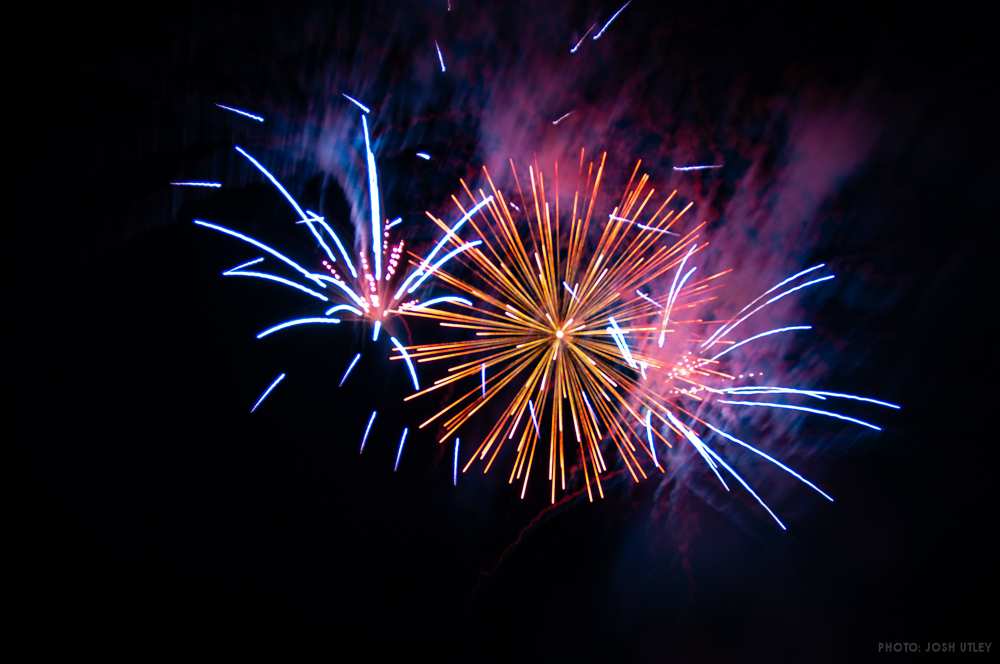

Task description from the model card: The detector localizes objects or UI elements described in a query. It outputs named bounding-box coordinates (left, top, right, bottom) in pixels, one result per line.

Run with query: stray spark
left=215, top=103, right=264, bottom=123
left=673, top=164, right=723, bottom=172
left=390, top=336, right=421, bottom=390
left=171, top=181, right=221, bottom=188
left=410, top=296, right=473, bottom=309
left=394, top=428, right=409, bottom=471
left=570, top=23, right=597, bottom=53
left=250, top=372, right=286, bottom=413
left=416, top=152, right=432, bottom=160
left=256, top=316, right=341, bottom=340
left=552, top=111, right=574, bottom=126
left=593, top=1, right=631, bottom=40
left=434, top=40, right=446, bottom=72
left=719, top=400, right=884, bottom=431
left=341, top=93, right=371, bottom=114
left=361, top=115, right=383, bottom=280
left=360, top=410, right=377, bottom=453
left=339, top=353, right=362, bottom=387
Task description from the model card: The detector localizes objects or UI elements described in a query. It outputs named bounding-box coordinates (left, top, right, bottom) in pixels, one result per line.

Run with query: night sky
left=14, top=1, right=994, bottom=660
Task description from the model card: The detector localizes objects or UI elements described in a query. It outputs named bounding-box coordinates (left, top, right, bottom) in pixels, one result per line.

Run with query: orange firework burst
left=393, top=150, right=730, bottom=502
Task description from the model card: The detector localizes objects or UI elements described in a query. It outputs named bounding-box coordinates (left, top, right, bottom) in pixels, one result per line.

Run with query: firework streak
left=393, top=151, right=897, bottom=525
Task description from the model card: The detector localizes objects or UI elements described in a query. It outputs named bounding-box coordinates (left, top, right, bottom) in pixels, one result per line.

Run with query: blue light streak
left=389, top=336, right=420, bottom=390
left=341, top=93, right=370, bottom=114
left=324, top=304, right=365, bottom=317
left=718, top=400, right=883, bottom=431
left=394, top=428, right=409, bottom=471
left=593, top=1, right=631, bottom=40
left=570, top=23, right=596, bottom=53
left=709, top=325, right=812, bottom=361
left=411, top=296, right=473, bottom=309
left=215, top=103, right=264, bottom=123
left=672, top=164, right=723, bottom=172
left=434, top=40, right=446, bottom=71
left=360, top=410, right=377, bottom=453
left=250, top=372, right=285, bottom=413
left=528, top=399, right=542, bottom=437
left=256, top=316, right=341, bottom=340
left=171, top=181, right=222, bottom=188
left=339, top=353, right=362, bottom=387
left=361, top=115, right=382, bottom=280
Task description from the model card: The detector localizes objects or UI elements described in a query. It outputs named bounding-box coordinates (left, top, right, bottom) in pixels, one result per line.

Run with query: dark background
left=14, top=1, right=994, bottom=660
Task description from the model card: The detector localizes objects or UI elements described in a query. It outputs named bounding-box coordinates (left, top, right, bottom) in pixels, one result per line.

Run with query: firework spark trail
left=718, top=400, right=884, bottom=431
left=570, top=23, right=597, bottom=53
left=256, top=316, right=342, bottom=339
left=390, top=336, right=421, bottom=390
left=341, top=92, right=370, bottom=114
left=394, top=428, right=409, bottom=471
left=593, top=1, right=632, bottom=40
left=325, top=304, right=365, bottom=317
left=552, top=111, right=574, bottom=126
left=171, top=181, right=222, bottom=188
left=360, top=411, right=378, bottom=453
left=434, top=40, right=446, bottom=72
left=250, top=372, right=286, bottom=413
left=215, top=103, right=264, bottom=122
left=673, top=164, right=723, bottom=172
left=226, top=257, right=264, bottom=272
left=708, top=325, right=812, bottom=361
left=339, top=353, right=362, bottom=387
left=361, top=115, right=383, bottom=280
left=416, top=152, right=432, bottom=160
left=409, top=296, right=474, bottom=309
left=720, top=387, right=901, bottom=409
left=644, top=408, right=659, bottom=468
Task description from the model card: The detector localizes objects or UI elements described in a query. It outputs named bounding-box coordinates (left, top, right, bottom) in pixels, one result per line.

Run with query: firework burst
left=190, top=107, right=485, bottom=464
left=396, top=150, right=731, bottom=502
